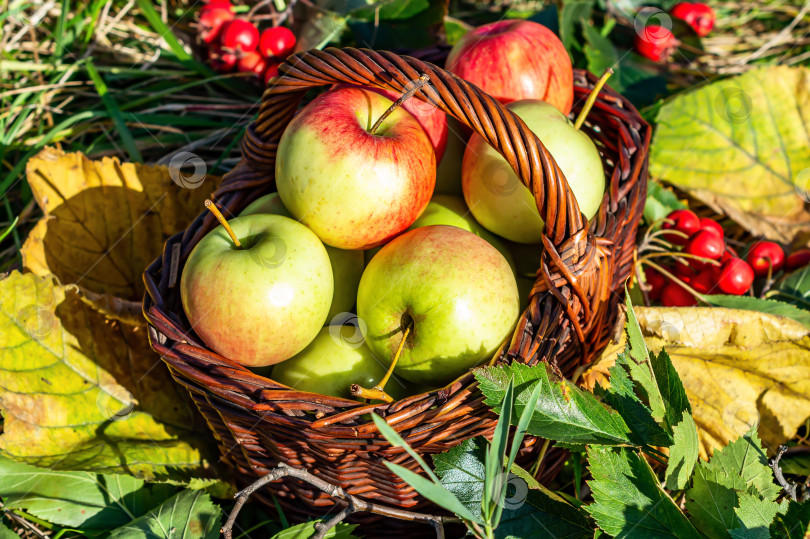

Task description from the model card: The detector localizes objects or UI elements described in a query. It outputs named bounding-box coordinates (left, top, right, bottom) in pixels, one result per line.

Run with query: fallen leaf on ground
left=587, top=306, right=810, bottom=458
left=22, top=147, right=219, bottom=302
left=0, top=271, right=214, bottom=479
left=650, top=65, right=810, bottom=243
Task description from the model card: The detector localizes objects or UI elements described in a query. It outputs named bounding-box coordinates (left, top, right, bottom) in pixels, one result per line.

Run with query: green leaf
left=488, top=377, right=516, bottom=518
left=644, top=180, right=686, bottom=224
left=350, top=0, right=429, bottom=20
left=651, top=348, right=692, bottom=430
left=770, top=500, right=810, bottom=538
left=624, top=295, right=667, bottom=423
left=443, top=16, right=470, bottom=46
left=475, top=363, right=634, bottom=446
left=271, top=521, right=359, bottom=539
left=664, top=414, right=699, bottom=490
left=581, top=21, right=622, bottom=91
left=702, top=295, right=810, bottom=329
left=433, top=438, right=488, bottom=521
left=586, top=446, right=700, bottom=538
left=0, top=457, right=176, bottom=528
left=108, top=490, right=221, bottom=538
left=704, top=429, right=781, bottom=502
left=371, top=414, right=439, bottom=483
left=348, top=0, right=445, bottom=49
left=383, top=462, right=481, bottom=524
left=730, top=492, right=786, bottom=538
left=686, top=462, right=741, bottom=538
left=496, top=488, right=593, bottom=539
left=559, top=0, right=593, bottom=52
left=650, top=66, right=810, bottom=241
left=772, top=266, right=810, bottom=311
left=0, top=523, right=16, bottom=539
left=598, top=355, right=673, bottom=448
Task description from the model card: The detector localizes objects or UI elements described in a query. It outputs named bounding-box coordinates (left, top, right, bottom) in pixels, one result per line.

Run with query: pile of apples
left=643, top=209, right=810, bottom=307
left=196, top=0, right=295, bottom=83
left=180, top=20, right=609, bottom=401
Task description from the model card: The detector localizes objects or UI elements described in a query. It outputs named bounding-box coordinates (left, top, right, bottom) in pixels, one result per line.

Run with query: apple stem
left=368, top=74, right=431, bottom=135
left=350, top=325, right=411, bottom=403
left=573, top=68, right=614, bottom=131
left=205, top=199, right=241, bottom=248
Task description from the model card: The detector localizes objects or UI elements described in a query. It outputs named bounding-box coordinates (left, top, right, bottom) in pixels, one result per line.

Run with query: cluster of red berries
left=644, top=209, right=810, bottom=307
left=634, top=2, right=716, bottom=62
left=197, top=1, right=296, bottom=84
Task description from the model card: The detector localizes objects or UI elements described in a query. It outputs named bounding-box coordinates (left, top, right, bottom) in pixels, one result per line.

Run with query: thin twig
left=221, top=462, right=459, bottom=539
left=770, top=445, right=810, bottom=502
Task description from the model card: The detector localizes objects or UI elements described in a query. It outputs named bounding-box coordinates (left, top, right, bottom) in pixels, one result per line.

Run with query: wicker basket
left=143, top=47, right=650, bottom=533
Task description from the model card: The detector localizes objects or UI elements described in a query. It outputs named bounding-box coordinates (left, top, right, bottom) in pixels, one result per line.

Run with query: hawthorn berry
left=263, top=61, right=281, bottom=84
left=684, top=230, right=724, bottom=263
left=209, top=47, right=237, bottom=72
left=644, top=266, right=667, bottom=300
left=237, top=51, right=267, bottom=77
left=786, top=249, right=810, bottom=272
left=746, top=241, right=784, bottom=277
left=671, top=2, right=716, bottom=37
left=672, top=260, right=696, bottom=283
left=691, top=268, right=716, bottom=294
left=661, top=283, right=697, bottom=307
left=259, top=27, right=296, bottom=58
left=198, top=6, right=233, bottom=44
left=698, top=217, right=724, bottom=240
left=201, top=0, right=233, bottom=13
left=717, top=258, right=754, bottom=295
left=634, top=25, right=678, bottom=62
left=662, top=209, right=700, bottom=245
left=220, top=19, right=259, bottom=52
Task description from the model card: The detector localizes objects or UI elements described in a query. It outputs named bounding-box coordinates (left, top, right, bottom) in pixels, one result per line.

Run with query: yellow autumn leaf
left=586, top=306, right=810, bottom=459
left=0, top=271, right=214, bottom=479
left=21, top=147, right=219, bottom=301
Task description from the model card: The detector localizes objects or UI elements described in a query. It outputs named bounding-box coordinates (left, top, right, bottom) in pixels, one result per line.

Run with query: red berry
left=786, top=249, right=810, bottom=272
left=198, top=7, right=234, bottom=44
left=746, top=241, right=785, bottom=277
left=698, top=217, right=724, bottom=240
left=209, top=46, right=237, bottom=72
left=634, top=25, right=678, bottom=62
left=201, top=0, right=233, bottom=13
left=672, top=261, right=695, bottom=283
left=220, top=19, right=259, bottom=52
left=644, top=267, right=667, bottom=300
left=671, top=2, right=716, bottom=37
left=237, top=51, right=267, bottom=76
left=662, top=209, right=700, bottom=245
left=685, top=230, right=725, bottom=263
left=661, top=283, right=697, bottom=307
left=721, top=244, right=737, bottom=263
left=717, top=258, right=754, bottom=295
left=263, top=61, right=281, bottom=84
left=691, top=268, right=717, bottom=294
left=259, top=26, right=296, bottom=58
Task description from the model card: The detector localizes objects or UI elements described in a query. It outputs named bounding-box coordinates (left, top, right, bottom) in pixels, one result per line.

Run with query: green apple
left=357, top=225, right=519, bottom=385
left=271, top=325, right=409, bottom=400
left=241, top=193, right=364, bottom=321
left=434, top=117, right=467, bottom=196
left=275, top=86, right=436, bottom=250
left=462, top=100, right=605, bottom=243
left=180, top=214, right=333, bottom=367
left=409, top=195, right=514, bottom=271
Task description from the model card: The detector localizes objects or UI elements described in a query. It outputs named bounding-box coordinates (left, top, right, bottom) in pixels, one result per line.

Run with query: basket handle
left=225, top=47, right=589, bottom=249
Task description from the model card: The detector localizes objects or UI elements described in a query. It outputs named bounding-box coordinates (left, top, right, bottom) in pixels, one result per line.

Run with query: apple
left=276, top=86, right=436, bottom=250
left=181, top=214, right=333, bottom=367
left=446, top=20, right=574, bottom=114
left=271, top=326, right=409, bottom=400
left=462, top=100, right=605, bottom=244
left=240, top=193, right=364, bottom=321
left=357, top=225, right=519, bottom=385
left=409, top=194, right=514, bottom=271
left=434, top=117, right=467, bottom=196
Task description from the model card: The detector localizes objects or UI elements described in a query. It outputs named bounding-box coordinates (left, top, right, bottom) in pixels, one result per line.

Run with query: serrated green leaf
left=0, top=523, right=17, bottom=539
left=730, top=492, right=786, bottom=538
left=108, top=490, right=221, bottom=538
left=644, top=180, right=687, bottom=224
left=770, top=499, right=810, bottom=538
left=383, top=462, right=481, bottom=524
left=475, top=364, right=633, bottom=446
left=433, top=438, right=487, bottom=521
left=686, top=462, right=742, bottom=538
left=703, top=295, right=810, bottom=329
left=586, top=446, right=700, bottom=538
left=664, top=414, right=699, bottom=490
left=271, top=521, right=359, bottom=539
left=554, top=442, right=588, bottom=452
left=558, top=0, right=593, bottom=52
left=582, top=21, right=622, bottom=91
left=772, top=266, right=810, bottom=311
left=706, top=430, right=781, bottom=502
left=598, top=355, right=673, bottom=448
left=651, top=349, right=692, bottom=431
left=496, top=488, right=593, bottom=539
left=650, top=66, right=810, bottom=242
left=624, top=295, right=667, bottom=423
left=0, top=456, right=176, bottom=528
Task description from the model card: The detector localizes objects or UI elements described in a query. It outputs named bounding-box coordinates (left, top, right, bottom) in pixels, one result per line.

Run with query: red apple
left=276, top=87, right=436, bottom=250
left=446, top=20, right=573, bottom=114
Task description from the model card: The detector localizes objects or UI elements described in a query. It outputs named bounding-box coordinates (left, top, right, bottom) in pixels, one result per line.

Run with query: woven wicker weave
left=143, top=47, right=650, bottom=533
